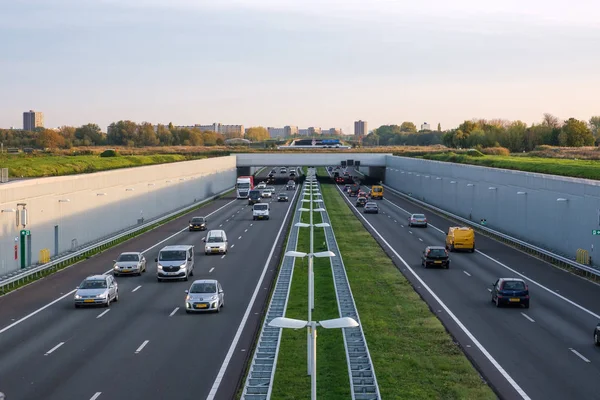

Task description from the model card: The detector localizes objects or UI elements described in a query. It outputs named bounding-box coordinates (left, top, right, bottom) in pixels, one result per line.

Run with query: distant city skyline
left=2, top=1, right=599, bottom=133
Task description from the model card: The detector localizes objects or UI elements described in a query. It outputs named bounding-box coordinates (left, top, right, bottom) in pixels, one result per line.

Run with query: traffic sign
left=20, top=229, right=30, bottom=236
left=593, top=230, right=600, bottom=235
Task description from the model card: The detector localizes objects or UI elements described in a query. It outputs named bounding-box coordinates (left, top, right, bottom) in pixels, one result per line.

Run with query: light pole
left=269, top=316, right=359, bottom=400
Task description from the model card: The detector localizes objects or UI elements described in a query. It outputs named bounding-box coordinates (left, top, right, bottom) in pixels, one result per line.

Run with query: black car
left=364, top=202, right=378, bottom=214
left=491, top=278, right=529, bottom=308
left=189, top=216, right=207, bottom=231
left=278, top=193, right=289, bottom=202
left=595, top=324, right=600, bottom=346
left=356, top=197, right=367, bottom=207
left=421, top=246, right=450, bottom=268
left=248, top=189, right=262, bottom=205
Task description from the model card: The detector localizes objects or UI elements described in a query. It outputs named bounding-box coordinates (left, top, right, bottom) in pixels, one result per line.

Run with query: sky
left=1, top=0, right=599, bottom=134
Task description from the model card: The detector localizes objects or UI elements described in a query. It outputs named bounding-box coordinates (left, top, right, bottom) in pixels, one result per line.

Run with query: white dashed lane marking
left=45, top=342, right=65, bottom=356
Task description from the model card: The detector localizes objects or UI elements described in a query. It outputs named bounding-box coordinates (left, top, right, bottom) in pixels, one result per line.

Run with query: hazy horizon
left=1, top=0, right=599, bottom=134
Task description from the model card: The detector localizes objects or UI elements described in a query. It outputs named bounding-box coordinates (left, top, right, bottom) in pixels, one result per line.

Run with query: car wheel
left=595, top=332, right=600, bottom=346
left=114, top=273, right=119, bottom=277
left=491, top=295, right=495, bottom=303
left=184, top=274, right=189, bottom=282
left=445, top=262, right=450, bottom=269
left=205, top=252, right=209, bottom=255
left=157, top=277, right=162, bottom=282
left=215, top=304, right=220, bottom=313
left=114, top=290, right=119, bottom=302
left=495, top=298, right=501, bottom=308
left=186, top=310, right=191, bottom=314
left=470, top=247, right=475, bottom=253
left=75, top=304, right=80, bottom=309
left=105, top=297, right=111, bottom=308
left=450, top=244, right=455, bottom=252
left=424, top=224, right=428, bottom=228
left=189, top=268, right=194, bottom=276
left=523, top=302, right=530, bottom=309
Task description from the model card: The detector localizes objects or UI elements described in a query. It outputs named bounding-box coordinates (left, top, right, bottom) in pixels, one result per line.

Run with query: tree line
left=0, top=122, right=274, bottom=149
left=366, top=114, right=600, bottom=151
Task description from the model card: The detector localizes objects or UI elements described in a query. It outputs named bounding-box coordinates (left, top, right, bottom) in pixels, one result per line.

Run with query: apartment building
left=23, top=110, right=44, bottom=131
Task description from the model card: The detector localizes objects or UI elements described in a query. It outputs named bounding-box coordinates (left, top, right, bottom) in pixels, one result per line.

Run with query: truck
left=236, top=176, right=254, bottom=199
left=349, top=184, right=360, bottom=197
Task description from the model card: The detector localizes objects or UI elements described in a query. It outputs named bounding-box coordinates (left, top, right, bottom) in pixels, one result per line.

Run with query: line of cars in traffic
left=334, top=166, right=536, bottom=313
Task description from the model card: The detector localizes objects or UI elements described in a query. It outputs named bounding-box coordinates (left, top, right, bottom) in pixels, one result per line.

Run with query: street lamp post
left=269, top=316, right=359, bottom=400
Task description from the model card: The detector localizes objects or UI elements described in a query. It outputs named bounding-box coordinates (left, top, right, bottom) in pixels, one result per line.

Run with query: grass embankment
left=315, top=171, right=496, bottom=399
left=0, top=154, right=206, bottom=178
left=421, top=152, right=600, bottom=180
left=271, top=193, right=350, bottom=399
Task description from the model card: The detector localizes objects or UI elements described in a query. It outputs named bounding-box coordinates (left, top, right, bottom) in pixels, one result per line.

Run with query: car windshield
left=428, top=249, right=446, bottom=257
left=190, top=283, right=217, bottom=293
left=373, top=187, right=383, bottom=193
left=266, top=187, right=275, bottom=191
left=279, top=193, right=287, bottom=197
left=412, top=214, right=425, bottom=219
left=117, top=254, right=139, bottom=262
left=254, top=204, right=268, bottom=210
left=249, top=190, right=260, bottom=197
left=502, top=281, right=526, bottom=290
left=159, top=250, right=186, bottom=261
left=237, top=183, right=250, bottom=189
left=207, top=236, right=224, bottom=243
left=80, top=279, right=107, bottom=289
left=191, top=217, right=205, bottom=223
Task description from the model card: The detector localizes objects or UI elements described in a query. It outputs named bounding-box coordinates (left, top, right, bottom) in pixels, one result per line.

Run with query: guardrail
left=0, top=187, right=234, bottom=294
left=381, top=183, right=600, bottom=280
left=241, top=183, right=302, bottom=399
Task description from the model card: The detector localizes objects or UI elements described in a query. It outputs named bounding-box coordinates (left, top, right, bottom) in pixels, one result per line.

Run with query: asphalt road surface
left=335, top=174, right=600, bottom=400
left=0, top=168, right=299, bottom=400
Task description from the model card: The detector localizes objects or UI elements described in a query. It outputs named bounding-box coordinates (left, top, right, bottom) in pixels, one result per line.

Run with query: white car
left=261, top=189, right=272, bottom=198
left=204, top=230, right=228, bottom=255
left=256, top=182, right=267, bottom=189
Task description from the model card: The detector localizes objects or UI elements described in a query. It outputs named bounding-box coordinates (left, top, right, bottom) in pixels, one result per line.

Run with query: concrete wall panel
left=384, top=156, right=600, bottom=265
left=0, top=156, right=236, bottom=274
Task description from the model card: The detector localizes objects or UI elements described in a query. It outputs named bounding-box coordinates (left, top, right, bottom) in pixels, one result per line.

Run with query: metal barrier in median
left=317, top=181, right=381, bottom=400
left=241, top=184, right=303, bottom=400
left=0, top=187, right=234, bottom=294
left=382, top=183, right=600, bottom=280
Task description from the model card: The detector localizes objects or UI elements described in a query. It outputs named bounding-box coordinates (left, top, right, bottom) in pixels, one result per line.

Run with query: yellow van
left=370, top=185, right=384, bottom=199
left=446, top=227, right=475, bottom=252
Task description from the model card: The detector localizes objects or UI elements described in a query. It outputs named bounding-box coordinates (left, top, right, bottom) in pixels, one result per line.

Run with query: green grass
left=317, top=176, right=496, bottom=399
left=0, top=190, right=233, bottom=296
left=421, top=152, right=600, bottom=180
left=0, top=154, right=205, bottom=178
left=271, top=192, right=351, bottom=399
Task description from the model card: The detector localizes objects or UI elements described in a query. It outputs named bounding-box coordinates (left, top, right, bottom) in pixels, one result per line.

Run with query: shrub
left=481, top=147, right=510, bottom=156
left=100, top=149, right=118, bottom=157
left=466, top=149, right=485, bottom=157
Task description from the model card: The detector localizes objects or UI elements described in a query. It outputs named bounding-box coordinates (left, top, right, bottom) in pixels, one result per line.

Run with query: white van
left=156, top=245, right=194, bottom=282
left=204, top=230, right=228, bottom=255
left=253, top=203, right=270, bottom=220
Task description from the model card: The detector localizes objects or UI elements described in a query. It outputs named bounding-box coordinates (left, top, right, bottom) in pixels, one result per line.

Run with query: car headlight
left=189, top=224, right=193, bottom=227
left=210, top=295, right=218, bottom=301
left=157, top=265, right=163, bottom=270
left=186, top=295, right=191, bottom=301
left=114, top=265, right=118, bottom=270
left=74, top=295, right=82, bottom=299
left=179, top=264, right=186, bottom=269
left=97, top=293, right=107, bottom=298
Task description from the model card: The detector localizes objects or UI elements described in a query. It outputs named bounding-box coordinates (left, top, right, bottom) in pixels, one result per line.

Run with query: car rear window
left=413, top=214, right=425, bottom=219
left=428, top=249, right=446, bottom=257
left=254, top=204, right=268, bottom=210
left=502, top=281, right=526, bottom=290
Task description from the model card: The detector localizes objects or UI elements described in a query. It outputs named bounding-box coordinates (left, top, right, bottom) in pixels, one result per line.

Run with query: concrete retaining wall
left=384, top=155, right=600, bottom=266
left=0, top=156, right=236, bottom=274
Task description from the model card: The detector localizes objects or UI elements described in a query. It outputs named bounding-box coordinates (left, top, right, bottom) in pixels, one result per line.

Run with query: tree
left=400, top=121, right=417, bottom=133
left=589, top=116, right=600, bottom=138
left=560, top=118, right=594, bottom=147
left=156, top=124, right=173, bottom=145
left=107, top=120, right=138, bottom=146
left=437, top=123, right=441, bottom=132
left=75, top=123, right=104, bottom=145
left=57, top=126, right=76, bottom=148
left=137, top=122, right=159, bottom=146
left=36, top=129, right=66, bottom=149
left=245, top=127, right=269, bottom=142
left=542, top=113, right=561, bottom=128
left=504, top=121, right=527, bottom=152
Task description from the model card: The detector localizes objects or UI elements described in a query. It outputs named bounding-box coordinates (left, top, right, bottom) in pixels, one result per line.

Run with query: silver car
left=185, top=279, right=224, bottom=313
left=74, top=275, right=119, bottom=308
left=261, top=188, right=272, bottom=198
left=408, top=213, right=428, bottom=227
left=113, top=252, right=146, bottom=276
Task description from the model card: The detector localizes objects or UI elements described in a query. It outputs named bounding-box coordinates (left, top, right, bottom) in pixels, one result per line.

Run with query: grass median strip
left=319, top=180, right=496, bottom=399
left=271, top=192, right=351, bottom=399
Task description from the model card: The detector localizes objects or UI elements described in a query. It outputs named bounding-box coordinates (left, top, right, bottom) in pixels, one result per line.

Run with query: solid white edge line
left=96, top=309, right=110, bottom=319
left=169, top=307, right=179, bottom=317
left=89, top=392, right=102, bottom=400
left=206, top=179, right=299, bottom=400
left=520, top=313, right=535, bottom=323
left=340, top=184, right=531, bottom=400
left=135, top=340, right=149, bottom=354
left=569, top=348, right=590, bottom=363
left=132, top=285, right=141, bottom=292
left=380, top=189, right=600, bottom=321
left=44, top=341, right=65, bottom=355
left=0, top=198, right=238, bottom=336
left=463, top=271, right=471, bottom=277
